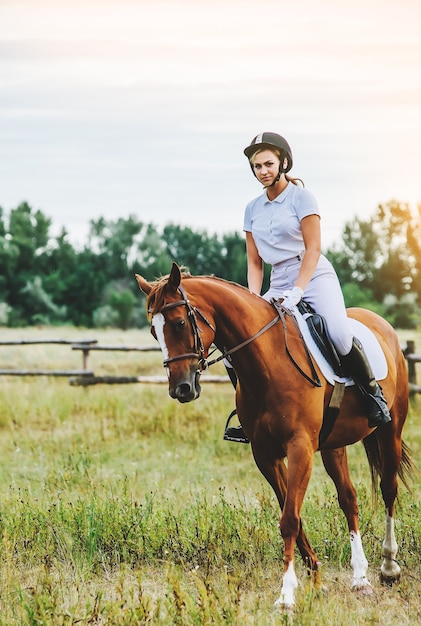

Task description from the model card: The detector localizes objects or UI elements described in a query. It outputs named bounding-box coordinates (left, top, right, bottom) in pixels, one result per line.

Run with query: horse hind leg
left=377, top=345, right=413, bottom=584
left=369, top=428, right=411, bottom=585
left=379, top=461, right=401, bottom=584
left=321, top=447, right=373, bottom=595
left=381, top=514, right=400, bottom=584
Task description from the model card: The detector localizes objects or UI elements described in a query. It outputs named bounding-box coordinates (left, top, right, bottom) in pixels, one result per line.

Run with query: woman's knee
left=329, top=329, right=353, bottom=356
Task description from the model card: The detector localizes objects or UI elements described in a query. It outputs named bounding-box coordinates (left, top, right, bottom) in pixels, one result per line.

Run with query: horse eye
left=175, top=319, right=186, bottom=331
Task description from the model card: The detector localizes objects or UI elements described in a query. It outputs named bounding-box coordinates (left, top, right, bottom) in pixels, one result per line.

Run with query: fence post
left=82, top=348, right=90, bottom=371
left=404, top=340, right=416, bottom=386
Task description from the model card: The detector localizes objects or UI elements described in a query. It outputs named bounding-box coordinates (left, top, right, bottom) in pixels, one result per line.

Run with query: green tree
left=133, top=223, right=173, bottom=280
left=1, top=199, right=419, bottom=329
left=88, top=215, right=144, bottom=279
left=326, top=201, right=420, bottom=297
left=108, top=289, right=137, bottom=330
left=217, top=232, right=247, bottom=285
left=326, top=201, right=421, bottom=327
left=1, top=202, right=54, bottom=324
left=162, top=224, right=224, bottom=276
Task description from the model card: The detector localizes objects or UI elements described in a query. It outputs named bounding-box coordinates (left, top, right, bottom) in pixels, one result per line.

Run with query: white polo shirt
left=243, top=182, right=320, bottom=265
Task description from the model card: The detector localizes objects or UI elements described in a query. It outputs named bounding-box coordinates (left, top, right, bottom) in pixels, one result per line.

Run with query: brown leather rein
left=152, top=285, right=321, bottom=387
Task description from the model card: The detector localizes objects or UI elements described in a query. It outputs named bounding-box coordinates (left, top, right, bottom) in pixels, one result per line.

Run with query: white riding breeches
left=263, top=254, right=353, bottom=356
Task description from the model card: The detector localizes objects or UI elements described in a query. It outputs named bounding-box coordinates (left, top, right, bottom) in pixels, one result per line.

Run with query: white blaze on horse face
left=152, top=313, right=169, bottom=363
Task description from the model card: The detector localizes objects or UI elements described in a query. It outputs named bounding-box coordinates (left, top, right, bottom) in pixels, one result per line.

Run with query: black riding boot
left=341, top=337, right=391, bottom=428
left=223, top=365, right=249, bottom=444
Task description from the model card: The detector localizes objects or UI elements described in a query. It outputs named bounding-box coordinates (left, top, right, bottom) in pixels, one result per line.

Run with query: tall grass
left=0, top=327, right=420, bottom=624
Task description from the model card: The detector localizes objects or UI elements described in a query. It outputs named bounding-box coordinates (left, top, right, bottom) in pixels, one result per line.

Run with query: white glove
left=281, top=286, right=304, bottom=310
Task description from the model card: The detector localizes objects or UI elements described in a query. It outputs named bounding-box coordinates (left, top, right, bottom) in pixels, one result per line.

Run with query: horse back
left=346, top=307, right=408, bottom=413
left=346, top=307, right=403, bottom=362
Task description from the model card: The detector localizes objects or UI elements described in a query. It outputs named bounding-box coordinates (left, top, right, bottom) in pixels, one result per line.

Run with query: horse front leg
left=260, top=457, right=321, bottom=573
left=275, top=461, right=322, bottom=593
left=321, top=448, right=372, bottom=595
left=275, top=435, right=315, bottom=609
left=252, top=443, right=320, bottom=610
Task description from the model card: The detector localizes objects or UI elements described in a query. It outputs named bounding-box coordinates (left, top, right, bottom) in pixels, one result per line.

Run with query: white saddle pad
left=292, top=308, right=388, bottom=386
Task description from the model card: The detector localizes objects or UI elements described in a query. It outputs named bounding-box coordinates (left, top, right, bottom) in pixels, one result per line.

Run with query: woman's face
left=251, top=149, right=283, bottom=187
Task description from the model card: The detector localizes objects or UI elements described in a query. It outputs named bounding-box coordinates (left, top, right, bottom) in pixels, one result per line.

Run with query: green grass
left=0, top=326, right=420, bottom=624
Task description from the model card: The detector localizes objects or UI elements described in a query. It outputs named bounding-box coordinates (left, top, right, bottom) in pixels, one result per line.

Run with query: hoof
left=309, top=567, right=323, bottom=590
left=380, top=572, right=400, bottom=587
left=354, top=584, right=374, bottom=597
left=274, top=598, right=295, bottom=614
left=352, top=578, right=373, bottom=597
left=313, top=583, right=328, bottom=597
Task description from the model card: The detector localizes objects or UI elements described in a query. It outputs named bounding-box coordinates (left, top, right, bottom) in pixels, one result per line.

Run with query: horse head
left=135, top=263, right=215, bottom=403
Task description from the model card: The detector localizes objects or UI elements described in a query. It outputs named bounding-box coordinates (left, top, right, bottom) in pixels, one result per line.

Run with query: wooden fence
left=403, top=340, right=421, bottom=396
left=1, top=338, right=420, bottom=393
left=69, top=342, right=228, bottom=386
left=0, top=339, right=229, bottom=385
left=0, top=339, right=96, bottom=377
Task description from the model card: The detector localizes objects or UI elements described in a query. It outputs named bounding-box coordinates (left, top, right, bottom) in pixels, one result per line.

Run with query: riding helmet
left=243, top=132, right=293, bottom=172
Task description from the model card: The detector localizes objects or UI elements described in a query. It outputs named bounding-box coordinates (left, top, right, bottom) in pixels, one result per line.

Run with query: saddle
left=296, top=300, right=344, bottom=377
left=293, top=299, right=348, bottom=447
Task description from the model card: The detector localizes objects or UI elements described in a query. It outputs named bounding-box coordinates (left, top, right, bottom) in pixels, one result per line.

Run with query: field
left=0, top=326, right=420, bottom=625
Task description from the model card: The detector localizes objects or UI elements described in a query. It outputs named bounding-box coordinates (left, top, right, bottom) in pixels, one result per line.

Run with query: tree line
left=0, top=200, right=420, bottom=329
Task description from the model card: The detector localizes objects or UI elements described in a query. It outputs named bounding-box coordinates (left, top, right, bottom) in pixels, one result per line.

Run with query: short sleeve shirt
left=243, top=182, right=320, bottom=265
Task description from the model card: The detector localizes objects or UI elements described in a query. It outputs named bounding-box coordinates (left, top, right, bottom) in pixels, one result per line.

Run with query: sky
left=1, top=0, right=420, bottom=252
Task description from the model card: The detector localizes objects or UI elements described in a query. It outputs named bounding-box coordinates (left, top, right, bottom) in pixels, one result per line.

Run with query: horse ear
left=135, top=274, right=152, bottom=295
left=168, top=262, right=181, bottom=291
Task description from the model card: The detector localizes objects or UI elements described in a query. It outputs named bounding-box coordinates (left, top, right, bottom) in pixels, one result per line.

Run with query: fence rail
left=1, top=337, right=420, bottom=393
left=0, top=338, right=97, bottom=377
left=71, top=343, right=160, bottom=371
left=0, top=339, right=97, bottom=346
left=69, top=374, right=229, bottom=386
left=0, top=369, right=94, bottom=377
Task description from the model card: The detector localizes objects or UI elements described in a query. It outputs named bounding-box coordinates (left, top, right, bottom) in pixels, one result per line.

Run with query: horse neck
left=190, top=278, right=277, bottom=383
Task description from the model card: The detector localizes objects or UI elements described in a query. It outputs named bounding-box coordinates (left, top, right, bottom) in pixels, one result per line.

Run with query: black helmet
left=243, top=132, right=293, bottom=172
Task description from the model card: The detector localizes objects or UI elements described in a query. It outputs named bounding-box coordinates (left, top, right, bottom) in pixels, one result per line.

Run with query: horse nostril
left=176, top=383, right=192, bottom=398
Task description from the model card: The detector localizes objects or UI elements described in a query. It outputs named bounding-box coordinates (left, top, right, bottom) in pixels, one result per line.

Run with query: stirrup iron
left=223, top=409, right=249, bottom=444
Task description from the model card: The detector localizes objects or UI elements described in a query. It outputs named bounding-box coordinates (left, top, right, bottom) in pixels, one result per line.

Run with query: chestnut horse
left=135, top=263, right=412, bottom=609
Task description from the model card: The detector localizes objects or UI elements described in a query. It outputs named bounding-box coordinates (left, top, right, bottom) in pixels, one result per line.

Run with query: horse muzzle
left=169, top=369, right=202, bottom=403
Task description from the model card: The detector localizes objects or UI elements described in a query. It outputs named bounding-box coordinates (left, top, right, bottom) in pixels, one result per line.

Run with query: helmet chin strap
left=249, top=153, right=288, bottom=186
left=266, top=163, right=285, bottom=187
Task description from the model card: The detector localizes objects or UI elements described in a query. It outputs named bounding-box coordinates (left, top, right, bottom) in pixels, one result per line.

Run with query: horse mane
left=145, top=269, right=189, bottom=317
left=146, top=269, right=250, bottom=317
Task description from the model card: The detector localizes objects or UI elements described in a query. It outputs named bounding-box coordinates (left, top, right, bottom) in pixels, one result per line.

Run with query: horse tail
left=362, top=432, right=415, bottom=502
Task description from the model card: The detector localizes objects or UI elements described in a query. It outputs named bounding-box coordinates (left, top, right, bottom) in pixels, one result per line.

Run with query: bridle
left=151, top=285, right=214, bottom=371
left=151, top=284, right=281, bottom=372
left=152, top=284, right=322, bottom=388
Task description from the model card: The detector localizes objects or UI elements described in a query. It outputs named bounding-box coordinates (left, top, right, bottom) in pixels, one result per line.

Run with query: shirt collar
left=264, top=181, right=293, bottom=204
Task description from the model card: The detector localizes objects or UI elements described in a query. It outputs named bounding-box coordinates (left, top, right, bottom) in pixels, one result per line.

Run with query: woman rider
left=224, top=132, right=391, bottom=443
